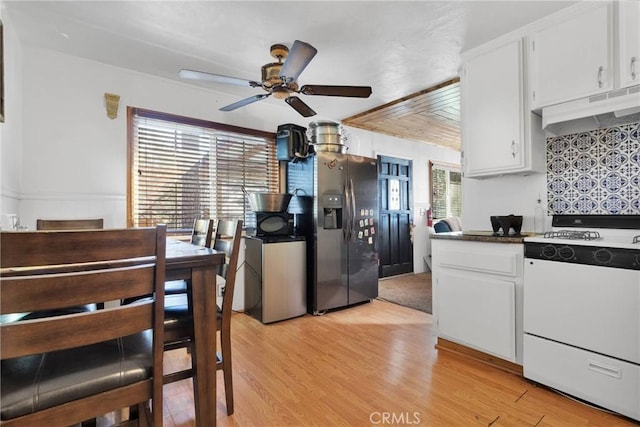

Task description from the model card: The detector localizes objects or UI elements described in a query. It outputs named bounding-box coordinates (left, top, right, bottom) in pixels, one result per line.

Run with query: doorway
left=377, top=155, right=413, bottom=278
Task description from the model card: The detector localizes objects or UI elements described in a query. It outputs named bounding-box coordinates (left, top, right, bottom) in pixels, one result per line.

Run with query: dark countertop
left=430, top=230, right=537, bottom=244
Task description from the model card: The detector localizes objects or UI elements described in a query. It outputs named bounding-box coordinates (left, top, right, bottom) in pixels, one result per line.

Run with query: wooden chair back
left=213, top=219, right=243, bottom=322
left=0, top=226, right=166, bottom=427
left=161, top=219, right=242, bottom=415
left=36, top=218, right=104, bottom=230
left=190, top=218, right=215, bottom=247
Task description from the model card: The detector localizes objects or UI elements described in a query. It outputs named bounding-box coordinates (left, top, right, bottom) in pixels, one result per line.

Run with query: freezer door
left=315, top=152, right=349, bottom=311
left=347, top=155, right=379, bottom=304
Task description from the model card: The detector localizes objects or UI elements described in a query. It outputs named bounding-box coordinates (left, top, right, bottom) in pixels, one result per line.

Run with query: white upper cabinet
left=529, top=2, right=613, bottom=110
left=462, top=39, right=544, bottom=178
left=617, top=1, right=640, bottom=89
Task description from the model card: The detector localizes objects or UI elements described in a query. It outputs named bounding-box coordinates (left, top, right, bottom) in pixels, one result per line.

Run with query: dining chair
left=165, top=218, right=215, bottom=295
left=163, top=219, right=243, bottom=416
left=36, top=218, right=104, bottom=230
left=0, top=226, right=166, bottom=427
left=36, top=218, right=107, bottom=311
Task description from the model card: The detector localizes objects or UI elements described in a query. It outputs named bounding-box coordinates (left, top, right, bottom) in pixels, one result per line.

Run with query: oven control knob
left=558, top=245, right=575, bottom=260
left=541, top=244, right=557, bottom=259
left=593, top=248, right=613, bottom=265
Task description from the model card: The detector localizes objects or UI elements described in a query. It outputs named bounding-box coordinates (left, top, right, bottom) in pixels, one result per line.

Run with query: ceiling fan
left=179, top=40, right=373, bottom=117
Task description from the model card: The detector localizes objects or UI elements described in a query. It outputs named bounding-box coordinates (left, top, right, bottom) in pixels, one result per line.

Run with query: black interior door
left=377, top=155, right=413, bottom=278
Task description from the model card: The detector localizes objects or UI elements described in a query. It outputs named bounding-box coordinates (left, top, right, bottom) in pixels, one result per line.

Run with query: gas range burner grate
left=543, top=230, right=602, bottom=241
left=634, top=235, right=640, bottom=244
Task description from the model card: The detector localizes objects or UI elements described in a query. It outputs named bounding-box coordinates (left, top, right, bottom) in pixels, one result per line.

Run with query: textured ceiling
left=4, top=1, right=576, bottom=149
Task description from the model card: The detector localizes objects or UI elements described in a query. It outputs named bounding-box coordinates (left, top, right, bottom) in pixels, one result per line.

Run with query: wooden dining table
left=165, top=238, right=225, bottom=427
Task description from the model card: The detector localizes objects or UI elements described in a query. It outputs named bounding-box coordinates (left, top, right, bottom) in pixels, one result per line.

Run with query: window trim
left=428, top=160, right=462, bottom=220
left=126, top=107, right=277, bottom=228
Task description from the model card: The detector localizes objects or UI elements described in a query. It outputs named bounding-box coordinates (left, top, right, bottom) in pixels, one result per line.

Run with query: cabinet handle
left=632, top=57, right=637, bottom=80
left=597, top=66, right=604, bottom=88
left=511, top=140, right=516, bottom=158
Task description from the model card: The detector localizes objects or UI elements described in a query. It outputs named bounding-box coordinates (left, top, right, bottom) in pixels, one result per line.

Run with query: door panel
left=347, top=155, right=379, bottom=304
left=378, top=155, right=413, bottom=277
left=438, top=269, right=516, bottom=361
left=316, top=152, right=349, bottom=311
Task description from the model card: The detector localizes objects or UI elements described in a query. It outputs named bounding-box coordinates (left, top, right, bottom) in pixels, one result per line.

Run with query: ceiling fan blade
left=220, top=94, right=270, bottom=112
left=300, top=85, right=372, bottom=98
left=279, top=40, right=318, bottom=83
left=285, top=96, right=317, bottom=117
left=179, top=69, right=260, bottom=88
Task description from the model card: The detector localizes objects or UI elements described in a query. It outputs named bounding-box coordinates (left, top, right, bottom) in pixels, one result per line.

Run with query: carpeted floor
left=378, top=272, right=432, bottom=314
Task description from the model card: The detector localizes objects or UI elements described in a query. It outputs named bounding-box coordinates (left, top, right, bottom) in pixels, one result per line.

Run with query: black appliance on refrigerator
left=287, top=151, right=379, bottom=314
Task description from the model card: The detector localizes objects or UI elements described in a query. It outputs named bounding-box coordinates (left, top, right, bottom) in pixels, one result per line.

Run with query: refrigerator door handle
left=349, top=178, right=356, bottom=241
left=343, top=180, right=350, bottom=241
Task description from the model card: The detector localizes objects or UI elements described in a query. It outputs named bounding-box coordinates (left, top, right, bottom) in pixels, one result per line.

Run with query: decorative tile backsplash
left=547, top=121, right=640, bottom=215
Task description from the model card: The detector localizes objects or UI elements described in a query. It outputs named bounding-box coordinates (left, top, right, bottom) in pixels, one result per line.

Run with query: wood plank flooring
left=162, top=300, right=637, bottom=426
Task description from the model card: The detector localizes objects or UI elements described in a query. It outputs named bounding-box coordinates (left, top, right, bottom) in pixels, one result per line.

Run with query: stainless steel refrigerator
left=287, top=151, right=378, bottom=314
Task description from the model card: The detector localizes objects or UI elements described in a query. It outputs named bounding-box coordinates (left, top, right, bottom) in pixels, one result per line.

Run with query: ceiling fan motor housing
left=261, top=62, right=283, bottom=88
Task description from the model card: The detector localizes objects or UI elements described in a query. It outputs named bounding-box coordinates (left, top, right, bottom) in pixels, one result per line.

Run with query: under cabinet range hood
left=542, top=85, right=640, bottom=136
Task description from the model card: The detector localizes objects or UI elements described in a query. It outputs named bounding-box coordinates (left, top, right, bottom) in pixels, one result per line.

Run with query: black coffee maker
left=276, top=123, right=311, bottom=161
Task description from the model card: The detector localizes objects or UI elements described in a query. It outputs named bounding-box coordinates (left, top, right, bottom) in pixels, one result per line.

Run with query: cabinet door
left=463, top=40, right=524, bottom=176
left=618, top=1, right=640, bottom=89
left=437, top=269, right=516, bottom=361
left=531, top=3, right=612, bottom=108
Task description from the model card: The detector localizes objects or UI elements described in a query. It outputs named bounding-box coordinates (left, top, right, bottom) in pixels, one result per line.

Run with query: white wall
left=0, top=4, right=23, bottom=221
left=462, top=172, right=550, bottom=234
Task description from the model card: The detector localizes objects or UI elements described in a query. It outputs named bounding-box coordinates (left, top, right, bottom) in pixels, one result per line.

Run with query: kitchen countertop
left=430, top=230, right=537, bottom=244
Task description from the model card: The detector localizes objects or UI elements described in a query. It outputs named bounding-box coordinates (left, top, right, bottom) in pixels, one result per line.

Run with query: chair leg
left=220, top=329, right=234, bottom=415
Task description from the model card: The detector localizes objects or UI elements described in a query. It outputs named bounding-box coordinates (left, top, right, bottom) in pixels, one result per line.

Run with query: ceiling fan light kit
left=179, top=40, right=372, bottom=117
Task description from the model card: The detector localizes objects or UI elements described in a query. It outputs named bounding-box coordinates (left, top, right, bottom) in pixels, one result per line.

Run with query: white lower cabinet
left=433, top=239, right=524, bottom=364
left=438, top=270, right=516, bottom=361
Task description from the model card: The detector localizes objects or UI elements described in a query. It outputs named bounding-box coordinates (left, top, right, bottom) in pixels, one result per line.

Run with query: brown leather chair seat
left=1, top=331, right=152, bottom=421
left=10, top=304, right=97, bottom=321
left=162, top=293, right=221, bottom=330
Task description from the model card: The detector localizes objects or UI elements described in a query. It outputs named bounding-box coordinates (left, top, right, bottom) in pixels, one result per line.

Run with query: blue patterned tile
left=574, top=195, right=598, bottom=214
left=572, top=132, right=597, bottom=152
left=549, top=176, right=571, bottom=195
left=573, top=153, right=598, bottom=173
left=549, top=196, right=571, bottom=213
left=600, top=194, right=628, bottom=214
left=546, top=121, right=640, bottom=215
left=573, top=174, right=597, bottom=193
left=601, top=171, right=628, bottom=192
left=600, top=149, right=628, bottom=172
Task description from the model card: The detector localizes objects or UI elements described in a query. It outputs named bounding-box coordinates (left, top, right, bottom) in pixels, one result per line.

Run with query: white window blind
left=129, top=108, right=277, bottom=229
left=431, top=162, right=462, bottom=220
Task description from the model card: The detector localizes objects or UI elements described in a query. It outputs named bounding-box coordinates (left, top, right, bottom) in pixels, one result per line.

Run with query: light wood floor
left=162, top=300, right=637, bottom=426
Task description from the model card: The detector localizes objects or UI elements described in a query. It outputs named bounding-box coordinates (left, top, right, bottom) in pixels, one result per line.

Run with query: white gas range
left=523, top=215, right=640, bottom=422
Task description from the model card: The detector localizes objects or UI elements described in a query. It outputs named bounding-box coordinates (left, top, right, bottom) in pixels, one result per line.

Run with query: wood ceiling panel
left=342, top=78, right=460, bottom=151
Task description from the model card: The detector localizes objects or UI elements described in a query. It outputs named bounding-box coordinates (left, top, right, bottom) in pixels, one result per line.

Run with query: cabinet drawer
left=438, top=270, right=516, bottom=361
left=437, top=242, right=521, bottom=277
left=524, top=334, right=640, bottom=421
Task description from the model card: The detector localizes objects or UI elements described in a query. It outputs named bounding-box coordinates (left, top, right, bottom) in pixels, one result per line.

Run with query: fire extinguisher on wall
left=427, top=208, right=433, bottom=227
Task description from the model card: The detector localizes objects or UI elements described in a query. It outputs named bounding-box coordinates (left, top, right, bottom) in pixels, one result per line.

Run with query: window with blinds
left=430, top=161, right=462, bottom=220
left=128, top=108, right=278, bottom=230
